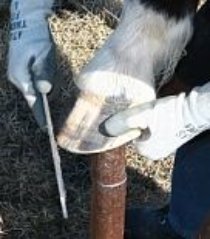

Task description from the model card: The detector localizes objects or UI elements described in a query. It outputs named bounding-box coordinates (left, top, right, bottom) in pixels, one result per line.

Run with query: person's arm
left=8, top=0, right=56, bottom=128
left=105, top=82, right=210, bottom=160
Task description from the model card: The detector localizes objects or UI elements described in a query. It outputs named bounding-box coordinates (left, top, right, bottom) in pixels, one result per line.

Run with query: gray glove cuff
left=183, top=82, right=210, bottom=132
left=192, top=82, right=210, bottom=123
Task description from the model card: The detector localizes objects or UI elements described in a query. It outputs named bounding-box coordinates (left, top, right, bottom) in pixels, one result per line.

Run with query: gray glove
left=105, top=82, right=210, bottom=160
left=8, top=0, right=56, bottom=128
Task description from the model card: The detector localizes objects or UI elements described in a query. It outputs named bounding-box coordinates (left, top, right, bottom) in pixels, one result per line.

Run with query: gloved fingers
left=17, top=83, right=47, bottom=128
left=32, top=43, right=57, bottom=94
left=8, top=63, right=36, bottom=107
left=104, top=104, right=153, bottom=137
left=19, top=80, right=47, bottom=128
left=11, top=81, right=46, bottom=128
left=30, top=91, right=47, bottom=129
left=8, top=63, right=47, bottom=128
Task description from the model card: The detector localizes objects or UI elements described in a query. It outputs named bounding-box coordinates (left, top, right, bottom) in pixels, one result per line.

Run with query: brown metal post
left=90, top=146, right=127, bottom=239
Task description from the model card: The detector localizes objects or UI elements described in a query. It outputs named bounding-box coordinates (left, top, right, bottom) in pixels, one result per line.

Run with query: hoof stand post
left=90, top=146, right=126, bottom=239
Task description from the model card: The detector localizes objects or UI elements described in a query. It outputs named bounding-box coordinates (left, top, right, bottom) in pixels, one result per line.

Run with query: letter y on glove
left=105, top=82, right=210, bottom=160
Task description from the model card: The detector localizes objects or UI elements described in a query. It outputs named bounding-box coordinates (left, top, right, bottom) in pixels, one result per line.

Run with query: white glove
left=105, top=82, right=210, bottom=160
left=8, top=0, right=56, bottom=128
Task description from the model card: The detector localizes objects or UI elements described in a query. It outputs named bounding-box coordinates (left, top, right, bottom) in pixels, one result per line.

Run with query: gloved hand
left=105, top=82, right=210, bottom=160
left=8, top=0, right=56, bottom=128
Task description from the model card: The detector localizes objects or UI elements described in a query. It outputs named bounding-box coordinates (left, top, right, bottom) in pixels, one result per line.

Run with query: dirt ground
left=0, top=1, right=174, bottom=238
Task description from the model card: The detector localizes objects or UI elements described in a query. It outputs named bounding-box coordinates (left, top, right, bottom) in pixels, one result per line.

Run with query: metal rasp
left=42, top=93, right=68, bottom=219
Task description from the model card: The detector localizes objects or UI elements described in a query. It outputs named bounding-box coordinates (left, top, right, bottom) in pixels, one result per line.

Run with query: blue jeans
left=168, top=131, right=210, bottom=239
left=166, top=1, right=210, bottom=237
